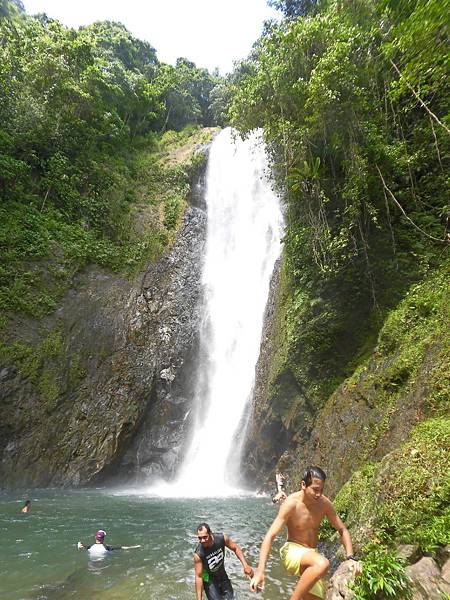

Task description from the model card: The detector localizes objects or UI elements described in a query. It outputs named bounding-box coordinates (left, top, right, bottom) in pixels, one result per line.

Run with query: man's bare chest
left=289, top=504, right=326, bottom=530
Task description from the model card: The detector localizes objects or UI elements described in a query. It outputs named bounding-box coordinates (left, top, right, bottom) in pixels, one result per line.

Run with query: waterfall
left=172, top=128, right=284, bottom=496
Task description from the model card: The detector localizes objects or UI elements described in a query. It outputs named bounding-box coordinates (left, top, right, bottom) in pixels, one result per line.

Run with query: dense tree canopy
left=268, top=0, right=323, bottom=17
left=228, top=0, right=449, bottom=398
left=0, top=1, right=222, bottom=316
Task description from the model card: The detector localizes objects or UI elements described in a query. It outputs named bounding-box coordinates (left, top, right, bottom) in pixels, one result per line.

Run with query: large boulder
left=325, top=560, right=356, bottom=600
left=407, top=557, right=450, bottom=600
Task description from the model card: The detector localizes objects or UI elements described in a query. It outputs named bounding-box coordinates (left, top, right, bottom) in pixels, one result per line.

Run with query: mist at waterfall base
left=149, top=128, right=283, bottom=498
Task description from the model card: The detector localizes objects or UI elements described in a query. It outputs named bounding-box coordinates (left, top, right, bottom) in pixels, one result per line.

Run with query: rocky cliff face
left=112, top=203, right=207, bottom=484
left=0, top=181, right=208, bottom=490
left=243, top=259, right=449, bottom=498
left=241, top=257, right=291, bottom=484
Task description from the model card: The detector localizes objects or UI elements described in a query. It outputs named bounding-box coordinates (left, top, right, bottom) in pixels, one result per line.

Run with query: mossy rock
left=331, top=417, right=450, bottom=552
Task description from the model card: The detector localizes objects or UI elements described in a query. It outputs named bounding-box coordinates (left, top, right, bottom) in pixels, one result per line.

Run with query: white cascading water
left=170, top=127, right=284, bottom=496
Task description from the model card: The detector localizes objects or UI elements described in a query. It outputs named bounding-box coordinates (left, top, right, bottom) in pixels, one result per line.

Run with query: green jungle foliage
left=351, top=543, right=413, bottom=599
left=228, top=0, right=449, bottom=409
left=0, top=2, right=222, bottom=320
left=333, top=416, right=450, bottom=553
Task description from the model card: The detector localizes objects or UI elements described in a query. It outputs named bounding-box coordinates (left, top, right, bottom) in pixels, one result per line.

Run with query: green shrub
left=351, top=543, right=412, bottom=599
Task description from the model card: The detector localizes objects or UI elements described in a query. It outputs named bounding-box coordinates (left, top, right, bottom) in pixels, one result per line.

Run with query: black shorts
left=204, top=578, right=237, bottom=600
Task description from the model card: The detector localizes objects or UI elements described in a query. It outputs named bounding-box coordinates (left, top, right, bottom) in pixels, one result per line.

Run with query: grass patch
left=351, top=542, right=413, bottom=599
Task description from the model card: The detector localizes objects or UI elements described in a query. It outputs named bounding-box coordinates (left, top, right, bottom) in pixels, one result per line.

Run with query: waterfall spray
left=172, top=128, right=284, bottom=496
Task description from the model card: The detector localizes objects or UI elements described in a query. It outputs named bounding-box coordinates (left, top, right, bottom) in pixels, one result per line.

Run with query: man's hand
left=244, top=565, right=254, bottom=578
left=352, top=560, right=362, bottom=576
left=250, top=570, right=264, bottom=592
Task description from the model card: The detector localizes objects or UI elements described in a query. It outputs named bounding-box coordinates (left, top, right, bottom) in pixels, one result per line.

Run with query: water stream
left=173, top=128, right=283, bottom=495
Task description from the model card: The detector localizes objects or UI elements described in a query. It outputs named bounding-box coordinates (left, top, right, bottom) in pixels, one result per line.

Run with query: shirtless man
left=250, top=466, right=361, bottom=600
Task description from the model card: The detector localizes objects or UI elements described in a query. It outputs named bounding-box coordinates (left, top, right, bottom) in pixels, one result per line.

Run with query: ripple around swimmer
left=0, top=489, right=302, bottom=600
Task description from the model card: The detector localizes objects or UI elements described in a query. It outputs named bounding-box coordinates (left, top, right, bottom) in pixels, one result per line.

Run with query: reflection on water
left=0, top=489, right=301, bottom=600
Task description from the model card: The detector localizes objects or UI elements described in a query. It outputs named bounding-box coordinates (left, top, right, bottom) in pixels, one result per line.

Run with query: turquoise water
left=0, top=489, right=296, bottom=600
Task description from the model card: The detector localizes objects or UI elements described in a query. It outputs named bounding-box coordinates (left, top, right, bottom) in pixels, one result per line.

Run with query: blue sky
left=23, top=0, right=279, bottom=74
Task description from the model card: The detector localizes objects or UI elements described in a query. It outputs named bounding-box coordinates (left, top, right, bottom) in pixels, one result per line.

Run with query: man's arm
left=250, top=498, right=294, bottom=591
left=326, top=502, right=362, bottom=576
left=224, top=534, right=253, bottom=578
left=194, top=553, right=204, bottom=600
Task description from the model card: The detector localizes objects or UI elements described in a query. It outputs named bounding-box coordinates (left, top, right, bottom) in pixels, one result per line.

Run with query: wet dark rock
left=0, top=203, right=207, bottom=489
left=241, top=258, right=289, bottom=488
left=243, top=309, right=444, bottom=497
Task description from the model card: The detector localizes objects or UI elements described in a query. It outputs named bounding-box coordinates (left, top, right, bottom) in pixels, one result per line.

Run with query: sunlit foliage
left=228, top=0, right=449, bottom=402
left=0, top=1, right=222, bottom=317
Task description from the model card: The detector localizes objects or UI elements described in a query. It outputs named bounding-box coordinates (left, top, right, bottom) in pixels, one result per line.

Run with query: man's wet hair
left=302, top=466, right=326, bottom=487
left=197, top=522, right=211, bottom=533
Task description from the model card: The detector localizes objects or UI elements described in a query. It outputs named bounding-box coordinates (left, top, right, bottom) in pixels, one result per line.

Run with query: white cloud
left=23, top=0, right=278, bottom=74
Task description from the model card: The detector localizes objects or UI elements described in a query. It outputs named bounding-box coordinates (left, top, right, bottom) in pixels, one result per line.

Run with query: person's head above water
left=302, top=465, right=326, bottom=487
left=95, top=530, right=107, bottom=542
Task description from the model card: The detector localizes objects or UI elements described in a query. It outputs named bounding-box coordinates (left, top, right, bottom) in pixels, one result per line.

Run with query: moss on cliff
left=331, top=416, right=450, bottom=553
left=0, top=126, right=217, bottom=322
left=313, top=261, right=450, bottom=553
left=372, top=262, right=449, bottom=418
left=0, top=329, right=70, bottom=422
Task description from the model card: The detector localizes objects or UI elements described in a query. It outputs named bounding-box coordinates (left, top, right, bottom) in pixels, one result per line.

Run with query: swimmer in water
left=78, top=530, right=140, bottom=558
left=21, top=500, right=31, bottom=513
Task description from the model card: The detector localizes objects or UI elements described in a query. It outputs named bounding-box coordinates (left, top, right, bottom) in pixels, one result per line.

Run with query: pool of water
left=0, top=489, right=298, bottom=600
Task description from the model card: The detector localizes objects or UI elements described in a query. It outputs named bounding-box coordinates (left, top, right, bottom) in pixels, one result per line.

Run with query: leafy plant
left=351, top=543, right=412, bottom=599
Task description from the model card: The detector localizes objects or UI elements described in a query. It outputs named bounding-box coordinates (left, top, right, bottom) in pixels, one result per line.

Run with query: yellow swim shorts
left=279, top=541, right=326, bottom=599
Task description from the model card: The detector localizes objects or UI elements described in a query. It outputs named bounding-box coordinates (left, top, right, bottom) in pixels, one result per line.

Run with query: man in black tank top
left=194, top=522, right=254, bottom=600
